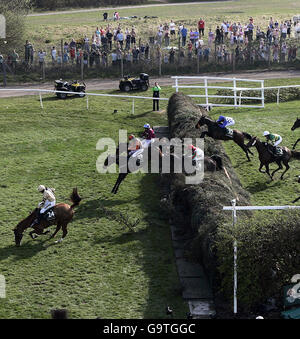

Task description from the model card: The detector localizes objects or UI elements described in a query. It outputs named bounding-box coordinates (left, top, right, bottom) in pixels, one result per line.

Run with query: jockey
left=263, top=131, right=283, bottom=156
left=128, top=134, right=144, bottom=159
left=188, top=144, right=204, bottom=169
left=141, top=123, right=156, bottom=148
left=217, top=115, right=235, bottom=129
left=30, top=185, right=56, bottom=227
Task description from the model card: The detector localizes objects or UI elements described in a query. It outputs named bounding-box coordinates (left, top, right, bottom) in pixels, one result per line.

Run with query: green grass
left=211, top=101, right=300, bottom=206
left=24, top=0, right=300, bottom=54
left=0, top=91, right=190, bottom=319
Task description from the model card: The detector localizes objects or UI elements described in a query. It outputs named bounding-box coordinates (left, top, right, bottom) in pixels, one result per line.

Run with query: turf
left=0, top=92, right=188, bottom=319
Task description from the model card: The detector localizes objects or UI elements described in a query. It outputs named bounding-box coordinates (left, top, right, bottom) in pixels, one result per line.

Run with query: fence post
left=231, top=199, right=238, bottom=315
left=233, top=78, right=237, bottom=109
left=39, top=91, right=44, bottom=109
left=120, top=52, right=124, bottom=78
left=204, top=77, right=209, bottom=108
left=158, top=46, right=162, bottom=76
left=42, top=61, right=45, bottom=81
left=132, top=99, right=135, bottom=115
left=261, top=80, right=265, bottom=108
left=86, top=94, right=89, bottom=110
left=277, top=88, right=280, bottom=105
left=197, top=52, right=200, bottom=74
left=81, top=56, right=84, bottom=81
left=239, top=90, right=243, bottom=106
left=175, top=77, right=178, bottom=92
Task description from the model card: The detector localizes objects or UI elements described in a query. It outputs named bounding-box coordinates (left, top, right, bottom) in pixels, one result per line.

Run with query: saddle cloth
left=225, top=128, right=234, bottom=138
left=45, top=208, right=56, bottom=221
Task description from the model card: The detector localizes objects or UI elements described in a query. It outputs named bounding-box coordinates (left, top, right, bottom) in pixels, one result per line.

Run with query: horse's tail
left=242, top=132, right=252, bottom=140
left=70, top=188, right=82, bottom=209
left=291, top=150, right=300, bottom=160
left=210, top=154, right=223, bottom=170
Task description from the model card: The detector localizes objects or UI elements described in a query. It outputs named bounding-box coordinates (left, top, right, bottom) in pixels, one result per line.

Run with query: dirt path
left=0, top=70, right=299, bottom=98
left=28, top=1, right=231, bottom=17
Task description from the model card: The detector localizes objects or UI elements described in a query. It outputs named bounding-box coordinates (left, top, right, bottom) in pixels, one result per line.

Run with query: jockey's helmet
left=263, top=131, right=270, bottom=136
left=38, top=185, right=45, bottom=192
left=218, top=115, right=225, bottom=120
left=143, top=123, right=150, bottom=129
left=129, top=134, right=135, bottom=140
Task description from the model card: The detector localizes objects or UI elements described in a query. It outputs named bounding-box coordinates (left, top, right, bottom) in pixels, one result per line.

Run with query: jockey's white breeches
left=225, top=118, right=235, bottom=127
left=40, top=200, right=56, bottom=214
left=130, top=148, right=144, bottom=158
left=273, top=136, right=282, bottom=147
left=141, top=139, right=154, bottom=149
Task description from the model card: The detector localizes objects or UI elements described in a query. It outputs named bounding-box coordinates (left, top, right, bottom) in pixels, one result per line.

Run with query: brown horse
left=195, top=116, right=253, bottom=161
left=246, top=136, right=300, bottom=180
left=13, top=188, right=81, bottom=246
left=291, top=118, right=300, bottom=149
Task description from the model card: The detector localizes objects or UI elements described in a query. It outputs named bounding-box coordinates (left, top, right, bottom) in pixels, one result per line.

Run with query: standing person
left=181, top=25, right=188, bottom=47
left=38, top=50, right=46, bottom=69
left=152, top=82, right=161, bottom=111
left=169, top=20, right=176, bottom=37
left=51, top=46, right=57, bottom=65
left=103, top=12, right=108, bottom=21
left=198, top=18, right=205, bottom=37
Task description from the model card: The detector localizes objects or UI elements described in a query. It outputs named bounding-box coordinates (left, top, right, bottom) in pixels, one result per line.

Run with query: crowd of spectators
left=2, top=14, right=300, bottom=73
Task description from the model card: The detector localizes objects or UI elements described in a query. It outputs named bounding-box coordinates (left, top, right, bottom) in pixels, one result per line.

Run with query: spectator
left=198, top=18, right=205, bottom=37
left=181, top=25, right=188, bottom=47
left=51, top=46, right=57, bottom=64
left=132, top=46, right=139, bottom=63
left=164, top=30, right=170, bottom=47
left=152, top=82, right=161, bottom=111
left=10, top=49, right=19, bottom=72
left=70, top=47, right=76, bottom=64
left=117, top=30, right=124, bottom=49
left=38, top=50, right=46, bottom=69
left=131, top=28, right=136, bottom=45
left=103, top=12, right=108, bottom=21
left=169, top=20, right=176, bottom=37
left=169, top=47, right=175, bottom=63
left=106, top=30, right=113, bottom=50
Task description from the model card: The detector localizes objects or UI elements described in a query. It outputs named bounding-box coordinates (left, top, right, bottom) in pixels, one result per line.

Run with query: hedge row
left=166, top=92, right=300, bottom=312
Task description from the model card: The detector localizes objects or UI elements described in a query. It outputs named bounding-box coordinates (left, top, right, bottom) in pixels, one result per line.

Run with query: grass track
left=0, top=93, right=188, bottom=319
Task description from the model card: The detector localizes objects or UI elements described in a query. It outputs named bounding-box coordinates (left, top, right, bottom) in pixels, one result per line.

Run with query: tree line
left=33, top=0, right=148, bottom=10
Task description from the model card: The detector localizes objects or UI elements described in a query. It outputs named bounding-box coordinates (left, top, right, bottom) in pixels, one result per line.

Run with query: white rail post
left=204, top=77, right=209, bottom=108
left=231, top=199, right=238, bottom=315
left=86, top=94, right=89, bottom=110
left=277, top=88, right=280, bottom=105
left=233, top=78, right=237, bottom=109
left=261, top=80, right=265, bottom=108
left=132, top=99, right=135, bottom=114
left=239, top=90, right=243, bottom=106
left=175, top=77, right=179, bottom=93
left=39, top=91, right=43, bottom=109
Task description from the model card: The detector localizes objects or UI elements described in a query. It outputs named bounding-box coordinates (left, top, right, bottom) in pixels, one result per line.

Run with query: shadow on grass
left=75, top=197, right=133, bottom=221
left=41, top=95, right=86, bottom=102
left=246, top=177, right=283, bottom=194
left=0, top=235, right=78, bottom=262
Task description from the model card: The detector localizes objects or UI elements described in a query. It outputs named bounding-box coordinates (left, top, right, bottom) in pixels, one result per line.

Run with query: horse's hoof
left=55, top=238, right=63, bottom=244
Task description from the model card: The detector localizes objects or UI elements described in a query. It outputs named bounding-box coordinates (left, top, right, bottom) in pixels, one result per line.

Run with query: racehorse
left=291, top=118, right=300, bottom=149
left=104, top=141, right=225, bottom=193
left=13, top=188, right=81, bottom=246
left=246, top=136, right=300, bottom=180
left=195, top=116, right=253, bottom=161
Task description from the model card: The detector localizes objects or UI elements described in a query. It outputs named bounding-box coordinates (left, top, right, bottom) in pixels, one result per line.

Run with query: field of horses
left=1, top=76, right=300, bottom=318
left=0, top=92, right=190, bottom=319
left=26, top=0, right=300, bottom=51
